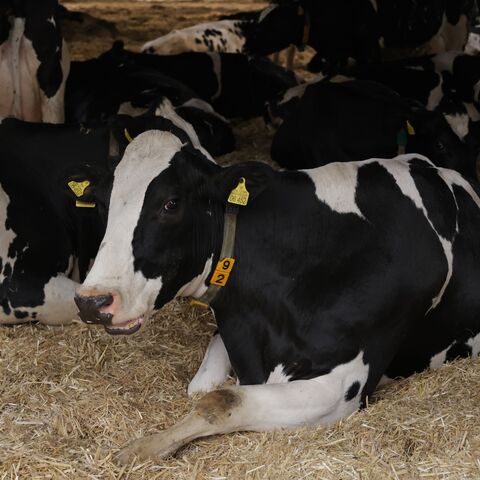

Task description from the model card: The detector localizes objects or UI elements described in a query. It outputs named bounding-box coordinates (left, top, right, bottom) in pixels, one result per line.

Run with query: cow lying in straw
left=72, top=129, right=480, bottom=463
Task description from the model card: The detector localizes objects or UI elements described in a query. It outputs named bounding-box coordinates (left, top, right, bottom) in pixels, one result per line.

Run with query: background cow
left=0, top=0, right=70, bottom=123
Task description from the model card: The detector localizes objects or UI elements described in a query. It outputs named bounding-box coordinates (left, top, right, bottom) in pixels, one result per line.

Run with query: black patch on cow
left=14, top=310, right=29, bottom=319
left=345, top=381, right=360, bottom=401
left=446, top=341, right=473, bottom=362
left=409, top=158, right=457, bottom=240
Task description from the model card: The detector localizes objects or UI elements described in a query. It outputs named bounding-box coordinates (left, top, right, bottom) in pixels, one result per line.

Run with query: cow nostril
left=74, top=293, right=115, bottom=325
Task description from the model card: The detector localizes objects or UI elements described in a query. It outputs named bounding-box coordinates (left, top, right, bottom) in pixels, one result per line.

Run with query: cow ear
left=209, top=162, right=274, bottom=205
left=63, top=166, right=109, bottom=206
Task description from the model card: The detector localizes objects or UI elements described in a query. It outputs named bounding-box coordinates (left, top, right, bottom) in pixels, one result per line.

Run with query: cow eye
left=436, top=141, right=446, bottom=152
left=163, top=199, right=179, bottom=212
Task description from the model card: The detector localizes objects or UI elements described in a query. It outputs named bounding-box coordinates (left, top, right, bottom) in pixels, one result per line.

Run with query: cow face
left=74, top=131, right=219, bottom=334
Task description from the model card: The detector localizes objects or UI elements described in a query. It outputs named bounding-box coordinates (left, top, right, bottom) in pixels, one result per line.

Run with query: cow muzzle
left=74, top=289, right=145, bottom=335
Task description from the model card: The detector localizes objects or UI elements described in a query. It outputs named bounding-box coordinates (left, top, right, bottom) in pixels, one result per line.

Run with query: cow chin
left=104, top=314, right=148, bottom=335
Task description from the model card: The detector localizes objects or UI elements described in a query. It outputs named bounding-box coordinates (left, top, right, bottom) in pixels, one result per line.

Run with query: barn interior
left=1, top=1, right=480, bottom=478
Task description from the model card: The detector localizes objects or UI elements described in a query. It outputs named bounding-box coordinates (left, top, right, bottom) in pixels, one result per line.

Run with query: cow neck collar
left=190, top=178, right=249, bottom=309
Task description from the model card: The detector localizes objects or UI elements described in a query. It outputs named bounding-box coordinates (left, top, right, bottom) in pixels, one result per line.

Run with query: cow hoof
left=115, top=434, right=177, bottom=465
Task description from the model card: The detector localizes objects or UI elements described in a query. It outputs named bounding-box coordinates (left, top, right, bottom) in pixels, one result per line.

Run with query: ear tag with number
left=228, top=178, right=249, bottom=206
left=210, top=257, right=236, bottom=287
left=68, top=180, right=90, bottom=198
left=406, top=120, right=415, bottom=136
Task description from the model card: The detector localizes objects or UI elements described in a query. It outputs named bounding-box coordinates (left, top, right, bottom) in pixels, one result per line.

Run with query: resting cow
left=269, top=80, right=480, bottom=178
left=73, top=130, right=480, bottom=462
left=0, top=0, right=69, bottom=123
left=68, top=42, right=299, bottom=119
left=0, top=105, right=213, bottom=325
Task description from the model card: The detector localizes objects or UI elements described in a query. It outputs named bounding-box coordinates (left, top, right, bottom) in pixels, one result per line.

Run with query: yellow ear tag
left=68, top=180, right=90, bottom=198
left=75, top=200, right=96, bottom=208
left=124, top=128, right=134, bottom=143
left=406, top=120, right=415, bottom=136
left=227, top=178, right=249, bottom=206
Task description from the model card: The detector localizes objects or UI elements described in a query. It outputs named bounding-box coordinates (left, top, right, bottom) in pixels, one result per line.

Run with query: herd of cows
left=2, top=0, right=480, bottom=464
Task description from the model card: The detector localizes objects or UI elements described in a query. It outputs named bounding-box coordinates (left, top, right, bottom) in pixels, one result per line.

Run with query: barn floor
left=1, top=1, right=480, bottom=478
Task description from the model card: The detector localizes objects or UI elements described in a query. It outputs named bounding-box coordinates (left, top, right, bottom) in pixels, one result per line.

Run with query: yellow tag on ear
left=228, top=178, right=249, bottom=206
left=406, top=120, right=415, bottom=135
left=75, top=200, right=96, bottom=208
left=124, top=128, right=134, bottom=143
left=68, top=180, right=90, bottom=198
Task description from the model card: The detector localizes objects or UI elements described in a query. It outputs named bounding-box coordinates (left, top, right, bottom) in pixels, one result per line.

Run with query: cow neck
left=190, top=179, right=249, bottom=309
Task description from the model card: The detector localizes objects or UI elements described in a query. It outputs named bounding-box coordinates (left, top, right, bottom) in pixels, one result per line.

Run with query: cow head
left=74, top=130, right=271, bottom=334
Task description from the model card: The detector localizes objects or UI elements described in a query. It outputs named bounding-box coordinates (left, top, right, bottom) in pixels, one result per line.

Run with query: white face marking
left=426, top=74, right=444, bottom=111
left=81, top=131, right=183, bottom=323
left=444, top=112, right=470, bottom=139
left=155, top=98, right=214, bottom=161
left=302, top=162, right=364, bottom=218
left=266, top=364, right=291, bottom=384
left=188, top=334, right=231, bottom=395
left=141, top=20, right=247, bottom=55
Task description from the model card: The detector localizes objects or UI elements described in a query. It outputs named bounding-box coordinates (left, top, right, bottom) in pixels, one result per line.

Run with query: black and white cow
left=67, top=43, right=299, bottom=119
left=270, top=80, right=480, bottom=178
left=244, top=0, right=475, bottom=71
left=0, top=104, right=214, bottom=325
left=141, top=19, right=256, bottom=55
left=73, top=129, right=480, bottom=463
left=0, top=0, right=69, bottom=123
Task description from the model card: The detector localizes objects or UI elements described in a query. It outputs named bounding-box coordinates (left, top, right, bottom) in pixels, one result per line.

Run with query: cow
left=0, top=0, right=70, bottom=123
left=141, top=19, right=256, bottom=56
left=72, top=129, right=480, bottom=463
left=241, top=0, right=476, bottom=72
left=0, top=104, right=214, bottom=325
left=269, top=80, right=480, bottom=179
left=66, top=42, right=299, bottom=119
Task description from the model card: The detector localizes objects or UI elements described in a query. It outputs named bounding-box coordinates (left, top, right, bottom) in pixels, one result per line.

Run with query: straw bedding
left=1, top=1, right=480, bottom=478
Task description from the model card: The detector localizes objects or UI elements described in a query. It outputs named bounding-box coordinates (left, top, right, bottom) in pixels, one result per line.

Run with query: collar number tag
left=228, top=178, right=249, bottom=206
left=210, top=257, right=235, bottom=287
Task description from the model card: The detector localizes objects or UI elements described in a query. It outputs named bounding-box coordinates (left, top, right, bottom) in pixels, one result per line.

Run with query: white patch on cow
left=444, top=112, right=470, bottom=139
left=377, top=375, right=395, bottom=386
left=474, top=79, right=480, bottom=104
left=437, top=167, right=480, bottom=210
left=432, top=51, right=458, bottom=74
left=47, top=16, right=56, bottom=27
left=177, top=255, right=213, bottom=298
left=118, top=101, right=147, bottom=117
left=302, top=162, right=364, bottom=218
left=188, top=334, right=231, bottom=395
left=0, top=184, right=17, bottom=284
left=464, top=102, right=480, bottom=122
left=465, top=31, right=480, bottom=55
left=208, top=52, right=222, bottom=101
left=266, top=364, right=291, bottom=384
left=426, top=74, right=444, bottom=111
left=259, top=5, right=276, bottom=22
left=141, top=20, right=247, bottom=55
left=467, top=332, right=480, bottom=357
left=180, top=97, right=228, bottom=121
left=429, top=347, right=448, bottom=369
left=368, top=0, right=378, bottom=12
left=380, top=156, right=454, bottom=311
left=155, top=98, right=214, bottom=161
left=81, top=131, right=184, bottom=324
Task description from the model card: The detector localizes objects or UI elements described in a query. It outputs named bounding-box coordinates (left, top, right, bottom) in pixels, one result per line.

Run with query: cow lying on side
left=71, top=42, right=299, bottom=119
left=0, top=106, right=212, bottom=325
left=74, top=130, right=480, bottom=462
left=0, top=0, right=69, bottom=123
left=270, top=80, right=480, bottom=179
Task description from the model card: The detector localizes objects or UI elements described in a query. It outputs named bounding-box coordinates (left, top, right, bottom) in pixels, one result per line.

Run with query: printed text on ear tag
left=68, top=180, right=90, bottom=198
left=228, top=178, right=249, bottom=206
left=210, top=257, right=236, bottom=286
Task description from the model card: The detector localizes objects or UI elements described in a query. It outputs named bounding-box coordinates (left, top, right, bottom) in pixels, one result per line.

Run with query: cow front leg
left=117, top=366, right=365, bottom=464
left=187, top=333, right=231, bottom=395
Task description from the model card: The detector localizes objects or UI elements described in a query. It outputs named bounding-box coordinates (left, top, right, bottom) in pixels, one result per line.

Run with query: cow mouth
left=104, top=316, right=145, bottom=335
